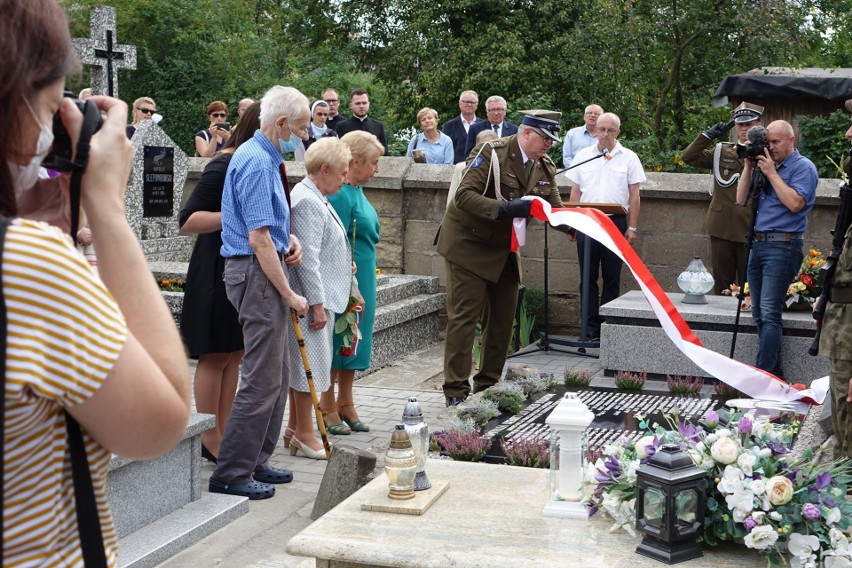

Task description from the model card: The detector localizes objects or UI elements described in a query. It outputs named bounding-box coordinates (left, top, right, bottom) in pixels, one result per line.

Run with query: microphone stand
left=509, top=151, right=608, bottom=360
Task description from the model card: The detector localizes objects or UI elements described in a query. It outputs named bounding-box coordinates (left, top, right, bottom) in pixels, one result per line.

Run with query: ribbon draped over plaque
left=511, top=196, right=829, bottom=406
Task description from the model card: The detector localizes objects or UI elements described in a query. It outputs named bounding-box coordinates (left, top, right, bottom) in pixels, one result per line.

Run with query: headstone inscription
left=126, top=121, right=192, bottom=261
left=481, top=386, right=722, bottom=463
left=71, top=6, right=136, bottom=99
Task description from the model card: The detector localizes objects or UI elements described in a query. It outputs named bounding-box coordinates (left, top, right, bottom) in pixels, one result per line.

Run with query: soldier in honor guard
left=435, top=110, right=563, bottom=406
left=682, top=102, right=763, bottom=294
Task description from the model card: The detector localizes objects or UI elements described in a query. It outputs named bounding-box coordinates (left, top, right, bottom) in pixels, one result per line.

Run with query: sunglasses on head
left=211, top=112, right=227, bottom=118
left=138, top=108, right=155, bottom=115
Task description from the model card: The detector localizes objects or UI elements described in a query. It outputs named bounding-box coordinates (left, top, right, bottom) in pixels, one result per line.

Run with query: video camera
left=736, top=125, right=768, bottom=160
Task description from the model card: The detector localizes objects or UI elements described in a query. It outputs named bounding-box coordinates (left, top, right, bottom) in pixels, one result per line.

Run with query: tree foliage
left=60, top=0, right=852, bottom=160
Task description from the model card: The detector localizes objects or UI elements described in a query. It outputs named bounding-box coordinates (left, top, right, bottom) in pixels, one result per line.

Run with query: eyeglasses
left=531, top=128, right=554, bottom=145
left=211, top=112, right=227, bottom=118
left=487, top=108, right=506, bottom=113
left=324, top=98, right=339, bottom=103
left=138, top=108, right=155, bottom=115
left=461, top=100, right=478, bottom=105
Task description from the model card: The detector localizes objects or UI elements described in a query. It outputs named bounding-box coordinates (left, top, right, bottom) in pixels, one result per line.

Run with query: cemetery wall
left=184, top=158, right=842, bottom=334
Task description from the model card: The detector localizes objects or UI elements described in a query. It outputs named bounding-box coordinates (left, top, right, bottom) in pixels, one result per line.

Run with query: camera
left=214, top=122, right=231, bottom=131
left=736, top=125, right=769, bottom=160
left=42, top=90, right=102, bottom=172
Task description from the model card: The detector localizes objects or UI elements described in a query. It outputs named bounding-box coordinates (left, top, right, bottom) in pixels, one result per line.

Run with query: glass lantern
left=635, top=444, right=707, bottom=564
left=385, top=424, right=417, bottom=500
left=542, top=393, right=594, bottom=518
left=676, top=257, right=714, bottom=304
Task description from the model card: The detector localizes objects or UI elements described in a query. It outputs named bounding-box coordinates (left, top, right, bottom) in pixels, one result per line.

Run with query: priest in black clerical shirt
left=334, top=88, right=389, bottom=155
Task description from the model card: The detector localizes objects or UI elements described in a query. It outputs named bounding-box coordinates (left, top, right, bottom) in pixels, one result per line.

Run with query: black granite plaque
left=142, top=145, right=174, bottom=218
left=481, top=386, right=722, bottom=464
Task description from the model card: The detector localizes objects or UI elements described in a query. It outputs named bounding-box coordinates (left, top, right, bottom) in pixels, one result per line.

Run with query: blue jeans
left=747, top=240, right=803, bottom=378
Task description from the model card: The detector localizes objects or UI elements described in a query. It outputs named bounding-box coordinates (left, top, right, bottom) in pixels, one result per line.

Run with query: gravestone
left=127, top=121, right=192, bottom=261
left=71, top=6, right=136, bottom=98
left=482, top=386, right=723, bottom=463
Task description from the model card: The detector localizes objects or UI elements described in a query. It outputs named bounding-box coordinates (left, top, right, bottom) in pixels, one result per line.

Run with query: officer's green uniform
left=821, top=155, right=852, bottom=461
left=681, top=134, right=754, bottom=294
left=436, top=135, right=562, bottom=399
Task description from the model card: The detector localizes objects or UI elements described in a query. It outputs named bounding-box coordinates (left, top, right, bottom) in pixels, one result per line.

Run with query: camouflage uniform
left=820, top=220, right=852, bottom=460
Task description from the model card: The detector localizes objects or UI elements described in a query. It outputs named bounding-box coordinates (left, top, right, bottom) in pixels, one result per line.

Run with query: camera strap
left=68, top=102, right=101, bottom=238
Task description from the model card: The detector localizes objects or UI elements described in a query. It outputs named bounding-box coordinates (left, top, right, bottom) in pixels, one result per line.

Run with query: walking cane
left=290, top=310, right=332, bottom=459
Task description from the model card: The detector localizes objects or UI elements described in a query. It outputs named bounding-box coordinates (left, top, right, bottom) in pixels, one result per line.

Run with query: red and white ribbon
left=513, top=196, right=828, bottom=406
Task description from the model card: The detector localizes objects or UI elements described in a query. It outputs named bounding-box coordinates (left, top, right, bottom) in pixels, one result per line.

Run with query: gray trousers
left=213, top=256, right=290, bottom=485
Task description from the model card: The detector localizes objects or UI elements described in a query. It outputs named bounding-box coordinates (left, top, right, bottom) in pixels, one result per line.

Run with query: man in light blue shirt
left=562, top=104, right=603, bottom=168
left=736, top=120, right=818, bottom=378
left=212, top=85, right=310, bottom=501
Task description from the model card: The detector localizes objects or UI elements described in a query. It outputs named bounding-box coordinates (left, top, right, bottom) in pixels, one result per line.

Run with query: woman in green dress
left=319, top=131, right=384, bottom=434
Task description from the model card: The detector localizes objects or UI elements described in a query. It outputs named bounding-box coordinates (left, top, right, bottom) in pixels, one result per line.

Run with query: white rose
left=737, top=453, right=757, bottom=476
left=635, top=435, right=657, bottom=460
left=766, top=476, right=794, bottom=506
left=711, top=437, right=740, bottom=465
left=717, top=428, right=732, bottom=438
left=749, top=479, right=767, bottom=495
left=744, top=525, right=779, bottom=551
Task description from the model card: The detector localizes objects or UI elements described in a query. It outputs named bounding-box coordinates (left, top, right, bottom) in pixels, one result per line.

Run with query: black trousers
left=576, top=214, right=628, bottom=336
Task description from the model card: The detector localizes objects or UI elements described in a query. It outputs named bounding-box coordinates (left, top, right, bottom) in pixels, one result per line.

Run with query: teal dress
left=329, top=183, right=380, bottom=370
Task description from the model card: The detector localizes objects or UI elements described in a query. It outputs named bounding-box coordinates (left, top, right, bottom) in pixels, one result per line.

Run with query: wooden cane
left=290, top=310, right=332, bottom=459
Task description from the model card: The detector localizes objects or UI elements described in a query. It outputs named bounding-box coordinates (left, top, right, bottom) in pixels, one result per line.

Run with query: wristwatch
left=628, top=226, right=638, bottom=233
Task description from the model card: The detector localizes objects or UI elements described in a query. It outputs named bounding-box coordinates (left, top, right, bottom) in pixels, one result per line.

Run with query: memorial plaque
left=142, top=145, right=174, bottom=218
left=481, top=386, right=722, bottom=464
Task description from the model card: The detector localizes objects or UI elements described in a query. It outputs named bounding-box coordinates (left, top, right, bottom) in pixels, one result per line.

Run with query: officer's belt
left=753, top=232, right=804, bottom=242
left=831, top=286, right=852, bottom=303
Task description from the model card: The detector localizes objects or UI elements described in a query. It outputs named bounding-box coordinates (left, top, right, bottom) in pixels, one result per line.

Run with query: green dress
left=329, top=183, right=380, bottom=370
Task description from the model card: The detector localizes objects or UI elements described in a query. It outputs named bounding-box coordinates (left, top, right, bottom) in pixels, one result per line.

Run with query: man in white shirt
left=566, top=112, right=646, bottom=339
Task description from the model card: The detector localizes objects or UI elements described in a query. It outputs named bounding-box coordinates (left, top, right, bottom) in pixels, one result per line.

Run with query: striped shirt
left=2, top=219, right=128, bottom=567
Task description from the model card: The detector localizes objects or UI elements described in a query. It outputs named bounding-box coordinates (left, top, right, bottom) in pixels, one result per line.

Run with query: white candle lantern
left=542, top=392, right=595, bottom=518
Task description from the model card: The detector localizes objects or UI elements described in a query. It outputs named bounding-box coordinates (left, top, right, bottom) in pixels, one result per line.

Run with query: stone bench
left=600, top=290, right=829, bottom=384
left=109, top=413, right=248, bottom=568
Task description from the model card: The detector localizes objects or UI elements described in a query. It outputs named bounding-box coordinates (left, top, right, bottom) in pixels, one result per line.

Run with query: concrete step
left=376, top=274, right=438, bottom=305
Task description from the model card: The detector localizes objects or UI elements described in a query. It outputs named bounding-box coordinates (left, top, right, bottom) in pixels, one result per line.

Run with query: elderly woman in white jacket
left=285, top=137, right=353, bottom=459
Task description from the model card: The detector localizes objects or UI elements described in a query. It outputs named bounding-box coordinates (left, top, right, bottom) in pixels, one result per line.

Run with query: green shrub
left=797, top=111, right=851, bottom=178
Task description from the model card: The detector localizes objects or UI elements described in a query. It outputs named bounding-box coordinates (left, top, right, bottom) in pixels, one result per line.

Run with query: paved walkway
left=155, top=343, right=603, bottom=568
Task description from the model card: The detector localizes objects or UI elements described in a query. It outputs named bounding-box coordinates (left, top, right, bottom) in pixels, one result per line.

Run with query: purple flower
left=744, top=517, right=758, bottom=532
left=767, top=442, right=791, bottom=455
left=738, top=415, right=753, bottom=435
left=678, top=421, right=699, bottom=442
left=802, top=503, right=821, bottom=521
left=815, top=471, right=832, bottom=490
left=704, top=410, right=719, bottom=429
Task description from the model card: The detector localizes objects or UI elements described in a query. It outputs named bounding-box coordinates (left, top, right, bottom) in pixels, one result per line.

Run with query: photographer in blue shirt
left=736, top=120, right=818, bottom=378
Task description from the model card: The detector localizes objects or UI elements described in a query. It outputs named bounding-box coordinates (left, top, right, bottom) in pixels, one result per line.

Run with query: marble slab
left=360, top=479, right=450, bottom=515
left=286, top=459, right=764, bottom=568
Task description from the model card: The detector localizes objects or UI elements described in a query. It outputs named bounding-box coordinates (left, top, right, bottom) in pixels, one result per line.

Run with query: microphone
left=747, top=125, right=767, bottom=145
left=602, top=147, right=611, bottom=160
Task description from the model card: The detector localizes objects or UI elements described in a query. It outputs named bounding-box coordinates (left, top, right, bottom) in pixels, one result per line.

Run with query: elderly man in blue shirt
left=736, top=120, right=818, bottom=378
left=562, top=104, right=603, bottom=168
left=210, top=85, right=310, bottom=500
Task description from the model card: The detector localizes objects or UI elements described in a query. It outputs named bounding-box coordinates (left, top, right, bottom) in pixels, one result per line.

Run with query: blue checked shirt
left=220, top=130, right=291, bottom=257
left=754, top=150, right=818, bottom=234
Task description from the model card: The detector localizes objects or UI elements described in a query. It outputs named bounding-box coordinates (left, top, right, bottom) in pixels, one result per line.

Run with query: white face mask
left=9, top=98, right=54, bottom=193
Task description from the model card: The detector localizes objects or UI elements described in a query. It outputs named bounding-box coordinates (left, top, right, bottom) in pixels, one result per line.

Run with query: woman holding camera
left=405, top=107, right=454, bottom=165
left=195, top=100, right=231, bottom=157
left=3, top=1, right=190, bottom=564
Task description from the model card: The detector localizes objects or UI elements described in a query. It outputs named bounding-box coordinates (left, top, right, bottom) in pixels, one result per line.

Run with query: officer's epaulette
left=487, top=139, right=509, bottom=149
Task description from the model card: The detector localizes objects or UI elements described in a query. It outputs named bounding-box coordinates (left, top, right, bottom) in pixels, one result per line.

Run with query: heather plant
left=564, top=369, right=592, bottom=388
left=456, top=397, right=500, bottom=425
left=482, top=383, right=526, bottom=415
left=666, top=374, right=704, bottom=395
left=437, top=430, right=490, bottom=462
left=714, top=381, right=744, bottom=398
left=614, top=371, right=646, bottom=391
left=429, top=417, right=478, bottom=451
left=500, top=437, right=550, bottom=468
left=511, top=372, right=557, bottom=396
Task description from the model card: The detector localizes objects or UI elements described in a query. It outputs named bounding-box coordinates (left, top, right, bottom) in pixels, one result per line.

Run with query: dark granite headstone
left=143, top=146, right=174, bottom=218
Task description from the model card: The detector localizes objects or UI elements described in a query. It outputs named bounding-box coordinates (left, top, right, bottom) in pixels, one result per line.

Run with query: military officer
left=819, top=98, right=852, bottom=461
left=436, top=109, right=563, bottom=406
left=682, top=102, right=763, bottom=294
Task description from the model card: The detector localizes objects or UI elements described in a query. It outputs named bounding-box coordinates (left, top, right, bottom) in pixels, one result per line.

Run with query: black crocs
left=253, top=467, right=294, bottom=484
left=209, top=477, right=275, bottom=500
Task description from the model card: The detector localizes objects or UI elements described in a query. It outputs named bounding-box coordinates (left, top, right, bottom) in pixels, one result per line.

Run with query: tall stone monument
left=127, top=120, right=192, bottom=261
left=71, top=6, right=136, bottom=99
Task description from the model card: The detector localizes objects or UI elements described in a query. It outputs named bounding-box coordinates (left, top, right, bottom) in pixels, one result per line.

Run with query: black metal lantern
left=635, top=444, right=707, bottom=564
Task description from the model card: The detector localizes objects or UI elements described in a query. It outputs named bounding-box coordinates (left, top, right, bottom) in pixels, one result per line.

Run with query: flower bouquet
left=787, top=249, right=826, bottom=310
left=585, top=409, right=852, bottom=567
left=333, top=294, right=362, bottom=357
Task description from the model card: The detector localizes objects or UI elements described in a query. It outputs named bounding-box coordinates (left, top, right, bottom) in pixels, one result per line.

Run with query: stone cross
left=72, top=6, right=136, bottom=99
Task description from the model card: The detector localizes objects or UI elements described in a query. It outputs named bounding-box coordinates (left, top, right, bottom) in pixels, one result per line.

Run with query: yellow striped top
left=2, top=219, right=127, bottom=567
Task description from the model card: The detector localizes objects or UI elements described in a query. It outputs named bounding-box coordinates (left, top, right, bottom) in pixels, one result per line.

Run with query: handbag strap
left=0, top=216, right=107, bottom=567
